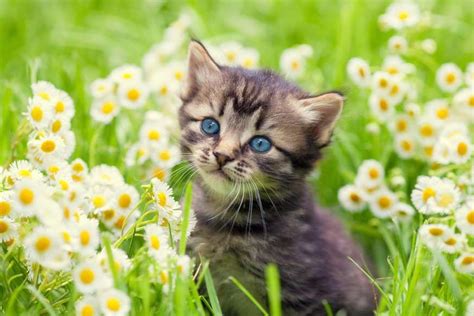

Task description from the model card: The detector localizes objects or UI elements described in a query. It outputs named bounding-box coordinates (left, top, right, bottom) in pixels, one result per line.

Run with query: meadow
left=0, top=0, right=473, bottom=315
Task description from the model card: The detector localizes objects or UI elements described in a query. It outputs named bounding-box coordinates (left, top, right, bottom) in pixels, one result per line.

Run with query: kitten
left=179, top=40, right=377, bottom=316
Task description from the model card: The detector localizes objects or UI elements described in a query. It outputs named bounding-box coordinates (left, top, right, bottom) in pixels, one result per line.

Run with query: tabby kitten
left=179, top=40, right=377, bottom=316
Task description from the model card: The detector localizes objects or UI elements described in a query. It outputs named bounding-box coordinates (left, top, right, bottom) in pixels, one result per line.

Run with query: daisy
left=436, top=63, right=463, bottom=92
left=90, top=78, right=114, bottom=99
left=419, top=223, right=452, bottom=250
left=453, top=87, right=474, bottom=120
left=110, top=64, right=142, bottom=84
left=125, top=142, right=150, bottom=167
left=369, top=93, right=395, bottom=121
left=392, top=202, right=415, bottom=222
left=33, top=134, right=66, bottom=161
left=149, top=75, right=179, bottom=100
left=11, top=179, right=48, bottom=217
left=394, top=134, right=416, bottom=159
left=219, top=41, right=243, bottom=65
left=31, top=81, right=58, bottom=102
left=426, top=178, right=460, bottom=214
left=238, top=48, right=259, bottom=69
left=52, top=90, right=75, bottom=119
left=148, top=165, right=170, bottom=182
left=382, top=55, right=411, bottom=77
left=176, top=254, right=192, bottom=276
left=411, top=176, right=442, bottom=214
left=420, top=39, right=436, bottom=54
left=97, top=248, right=131, bottom=274
left=404, top=102, right=421, bottom=119
left=337, top=184, right=366, bottom=212
left=425, top=99, right=451, bottom=123
left=59, top=130, right=76, bottom=160
left=23, top=226, right=65, bottom=267
left=89, top=165, right=124, bottom=186
left=48, top=116, right=71, bottom=135
left=76, top=218, right=100, bottom=256
left=114, top=184, right=139, bottom=212
left=71, top=158, right=89, bottom=182
left=140, top=123, right=168, bottom=147
left=117, top=80, right=150, bottom=109
left=90, top=97, right=120, bottom=124
left=0, top=192, right=13, bottom=217
left=89, top=186, right=114, bottom=212
left=346, top=57, right=371, bottom=87
left=152, top=178, right=179, bottom=213
left=99, top=288, right=131, bottom=316
left=166, top=60, right=187, bottom=83
left=390, top=114, right=412, bottom=134
left=388, top=35, right=408, bottom=54
left=73, top=260, right=111, bottom=294
left=455, top=201, right=474, bottom=235
left=355, top=160, right=385, bottom=190
left=416, top=117, right=439, bottom=145
left=371, top=71, right=393, bottom=95
left=0, top=217, right=18, bottom=242
left=449, top=135, right=472, bottom=164
left=26, top=96, right=53, bottom=129
left=440, top=233, right=465, bottom=254
left=7, top=160, right=44, bottom=184
left=75, top=296, right=100, bottom=316
left=433, top=137, right=453, bottom=165
left=150, top=145, right=180, bottom=169
left=144, top=224, right=170, bottom=258
left=369, top=189, right=398, bottom=218
left=384, top=2, right=420, bottom=30
left=454, top=253, right=474, bottom=274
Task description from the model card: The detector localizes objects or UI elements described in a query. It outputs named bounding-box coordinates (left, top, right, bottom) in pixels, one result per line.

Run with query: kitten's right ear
left=182, top=40, right=220, bottom=100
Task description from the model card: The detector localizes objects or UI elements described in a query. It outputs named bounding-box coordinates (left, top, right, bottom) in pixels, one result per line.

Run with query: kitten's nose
left=213, top=150, right=233, bottom=167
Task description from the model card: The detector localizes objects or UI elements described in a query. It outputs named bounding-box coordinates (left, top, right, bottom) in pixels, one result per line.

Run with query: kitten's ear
left=182, top=40, right=220, bottom=99
left=297, top=92, right=344, bottom=146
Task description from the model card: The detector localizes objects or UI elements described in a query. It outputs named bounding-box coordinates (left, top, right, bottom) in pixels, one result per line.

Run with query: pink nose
left=213, top=151, right=233, bottom=167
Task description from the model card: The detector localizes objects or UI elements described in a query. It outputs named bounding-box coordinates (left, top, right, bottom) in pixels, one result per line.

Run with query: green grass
left=1, top=0, right=474, bottom=315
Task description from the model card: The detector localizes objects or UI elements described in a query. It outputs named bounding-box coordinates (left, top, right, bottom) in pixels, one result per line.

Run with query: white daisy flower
left=24, top=226, right=66, bottom=268
left=31, top=81, right=58, bottom=102
left=369, top=188, right=398, bottom=218
left=140, top=123, right=169, bottom=147
left=426, top=178, right=460, bottom=214
left=90, top=97, right=120, bottom=124
left=411, top=176, right=442, bottom=214
left=369, top=93, right=395, bottom=121
left=433, top=137, right=454, bottom=165
left=89, top=165, right=124, bottom=186
left=71, top=158, right=89, bottom=182
left=404, top=102, right=421, bottom=119
left=26, top=96, right=53, bottom=129
left=76, top=218, right=100, bottom=256
left=337, top=184, right=366, bottom=212
left=425, top=99, right=451, bottom=123
left=99, top=288, right=131, bottom=316
left=144, top=223, right=170, bottom=258
left=455, top=201, right=474, bottom=235
left=7, top=160, right=44, bottom=185
left=148, top=165, right=171, bottom=182
left=73, top=260, right=112, bottom=294
left=436, top=63, right=463, bottom=92
left=90, top=78, right=114, bottom=99
left=280, top=45, right=312, bottom=79
left=33, top=134, right=67, bottom=161
left=75, top=296, right=100, bottom=316
left=449, top=135, right=472, bottom=164
left=114, top=184, right=139, bottom=212
left=89, top=186, right=114, bottom=212
left=371, top=71, right=393, bottom=94
left=454, top=253, right=474, bottom=274
left=384, top=2, right=420, bottom=30
left=419, top=223, right=452, bottom=250
left=59, top=130, right=76, bottom=160
left=166, top=60, right=187, bottom=83
left=355, top=159, right=385, bottom=190
left=390, top=114, right=412, bottom=134
left=112, top=210, right=138, bottom=233
left=238, top=48, right=259, bottom=69
left=117, top=80, right=150, bottom=109
left=382, top=55, right=411, bottom=77
left=440, top=233, right=465, bottom=254
left=394, top=134, right=416, bottom=159
left=0, top=191, right=13, bottom=217
left=11, top=179, right=48, bottom=217
left=110, top=64, right=142, bottom=84
left=150, top=145, right=180, bottom=169
left=392, top=202, right=415, bottom=222
left=420, top=39, right=436, bottom=54
left=218, top=41, right=243, bottom=65
left=176, top=254, right=192, bottom=276
left=346, top=57, right=371, bottom=87
left=48, top=116, right=71, bottom=135
left=453, top=87, right=474, bottom=121
left=152, top=178, right=179, bottom=213
left=52, top=90, right=75, bottom=120
left=125, top=142, right=150, bottom=167
left=388, top=35, right=408, bottom=54
left=416, top=116, right=439, bottom=146
left=0, top=217, right=18, bottom=242
left=96, top=248, right=131, bottom=274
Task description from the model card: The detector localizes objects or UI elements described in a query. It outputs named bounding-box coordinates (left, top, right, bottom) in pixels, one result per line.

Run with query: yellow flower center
left=445, top=73, right=456, bottom=84
left=122, top=73, right=132, bottom=79
left=127, top=89, right=140, bottom=101
left=398, top=10, right=409, bottom=21
left=290, top=60, right=300, bottom=70
left=157, top=192, right=167, bottom=207
left=159, top=85, right=168, bottom=95
left=469, top=96, right=474, bottom=107
left=175, top=71, right=184, bottom=80
left=72, top=163, right=84, bottom=173
left=422, top=187, right=436, bottom=202
left=0, top=220, right=8, bottom=233
left=419, top=124, right=433, bottom=137
left=349, top=193, right=360, bottom=203
left=226, top=51, right=236, bottom=62
left=150, top=235, right=160, bottom=250
left=368, top=168, right=379, bottom=179
left=114, top=216, right=126, bottom=229
left=457, top=142, right=468, bottom=156
left=466, top=210, right=474, bottom=224
left=444, top=238, right=456, bottom=246
left=436, top=107, right=449, bottom=119
left=159, top=150, right=171, bottom=161
left=101, top=101, right=115, bottom=114
left=379, top=99, right=388, bottom=111
left=378, top=196, right=392, bottom=209
left=81, top=305, right=94, bottom=316
left=437, top=193, right=453, bottom=207
left=106, top=298, right=121, bottom=312
left=41, top=140, right=56, bottom=153
left=80, top=231, right=90, bottom=246
left=461, top=256, right=474, bottom=265
left=56, top=101, right=65, bottom=113
left=19, top=169, right=31, bottom=177
left=52, top=120, right=62, bottom=133
left=358, top=67, right=366, bottom=77
left=152, top=167, right=166, bottom=181
left=38, top=92, right=50, bottom=100
left=424, top=146, right=433, bottom=157
left=62, top=231, right=72, bottom=243
left=92, top=196, right=106, bottom=208
left=0, top=201, right=11, bottom=216
left=59, top=180, right=69, bottom=191
left=79, top=268, right=95, bottom=284
left=379, top=78, right=388, bottom=88
left=428, top=227, right=443, bottom=236
left=148, top=130, right=160, bottom=141
left=103, top=209, right=115, bottom=220
left=19, top=188, right=34, bottom=205
left=396, top=120, right=407, bottom=132
left=31, top=106, right=43, bottom=122
left=35, top=236, right=51, bottom=252
left=118, top=194, right=131, bottom=208
left=401, top=140, right=412, bottom=151
left=387, top=67, right=398, bottom=75
left=160, top=270, right=169, bottom=284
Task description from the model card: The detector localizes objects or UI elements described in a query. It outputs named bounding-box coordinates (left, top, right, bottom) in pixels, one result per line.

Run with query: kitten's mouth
left=209, top=168, right=233, bottom=181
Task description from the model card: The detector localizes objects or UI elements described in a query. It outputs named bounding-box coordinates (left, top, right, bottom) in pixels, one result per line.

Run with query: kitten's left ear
left=297, top=92, right=344, bottom=146
left=182, top=40, right=221, bottom=100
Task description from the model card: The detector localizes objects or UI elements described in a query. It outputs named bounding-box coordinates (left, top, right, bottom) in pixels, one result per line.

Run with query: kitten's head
left=179, top=40, right=343, bottom=198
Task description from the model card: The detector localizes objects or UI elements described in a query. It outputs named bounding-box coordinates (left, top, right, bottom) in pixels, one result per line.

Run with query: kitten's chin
left=199, top=169, right=236, bottom=196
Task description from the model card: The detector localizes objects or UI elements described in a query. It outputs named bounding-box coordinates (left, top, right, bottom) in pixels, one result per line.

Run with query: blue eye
left=249, top=136, right=272, bottom=153
left=201, top=118, right=220, bottom=135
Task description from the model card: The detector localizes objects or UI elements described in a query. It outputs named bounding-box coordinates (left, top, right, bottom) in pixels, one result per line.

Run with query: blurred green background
left=1, top=0, right=473, bottom=206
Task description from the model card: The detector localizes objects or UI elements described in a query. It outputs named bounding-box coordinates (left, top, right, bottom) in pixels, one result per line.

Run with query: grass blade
left=265, top=264, right=282, bottom=316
